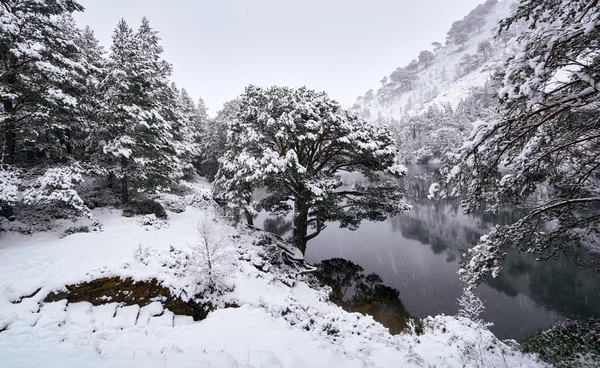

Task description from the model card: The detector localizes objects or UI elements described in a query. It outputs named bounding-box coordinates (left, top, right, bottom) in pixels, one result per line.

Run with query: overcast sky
left=75, top=0, right=483, bottom=115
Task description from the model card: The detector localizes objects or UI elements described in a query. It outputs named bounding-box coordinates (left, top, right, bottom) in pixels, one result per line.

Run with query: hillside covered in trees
left=352, top=0, right=519, bottom=164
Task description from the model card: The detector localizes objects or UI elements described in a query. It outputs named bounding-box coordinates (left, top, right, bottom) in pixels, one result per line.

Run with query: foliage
left=122, top=198, right=167, bottom=219
left=522, top=319, right=600, bottom=368
left=438, top=0, right=600, bottom=286
left=0, top=167, right=19, bottom=218
left=22, top=164, right=91, bottom=219
left=63, top=225, right=90, bottom=237
left=214, top=85, right=409, bottom=254
left=196, top=99, right=239, bottom=181
left=0, top=0, right=85, bottom=165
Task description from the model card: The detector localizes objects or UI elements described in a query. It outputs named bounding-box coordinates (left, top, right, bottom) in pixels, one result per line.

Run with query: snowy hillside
left=352, top=0, right=520, bottom=163
left=0, top=180, right=547, bottom=367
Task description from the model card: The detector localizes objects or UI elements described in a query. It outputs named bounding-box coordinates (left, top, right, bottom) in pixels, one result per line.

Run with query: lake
left=254, top=164, right=600, bottom=341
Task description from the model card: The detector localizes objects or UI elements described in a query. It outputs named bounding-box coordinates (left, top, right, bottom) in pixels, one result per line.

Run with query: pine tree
left=75, top=26, right=107, bottom=161
left=197, top=99, right=238, bottom=181
left=213, top=85, right=410, bottom=255
left=0, top=0, right=85, bottom=165
left=99, top=18, right=181, bottom=203
left=172, top=85, right=201, bottom=174
left=418, top=50, right=435, bottom=68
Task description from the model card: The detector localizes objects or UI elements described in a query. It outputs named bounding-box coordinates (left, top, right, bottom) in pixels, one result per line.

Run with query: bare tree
left=193, top=217, right=234, bottom=294
left=457, top=287, right=491, bottom=327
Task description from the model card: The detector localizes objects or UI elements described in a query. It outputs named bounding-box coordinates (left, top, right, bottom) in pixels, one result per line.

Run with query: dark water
left=255, top=165, right=600, bottom=341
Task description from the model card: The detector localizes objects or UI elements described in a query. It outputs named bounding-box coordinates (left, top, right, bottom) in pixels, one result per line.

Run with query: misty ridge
left=1, top=1, right=599, bottom=367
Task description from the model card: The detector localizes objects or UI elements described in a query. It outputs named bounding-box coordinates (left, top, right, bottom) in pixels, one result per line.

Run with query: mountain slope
left=352, top=0, right=521, bottom=163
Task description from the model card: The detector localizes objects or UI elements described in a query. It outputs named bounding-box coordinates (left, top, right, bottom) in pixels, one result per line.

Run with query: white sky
left=75, top=0, right=483, bottom=115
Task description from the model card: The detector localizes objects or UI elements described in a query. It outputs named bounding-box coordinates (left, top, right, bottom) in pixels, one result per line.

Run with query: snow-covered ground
left=0, top=181, right=548, bottom=367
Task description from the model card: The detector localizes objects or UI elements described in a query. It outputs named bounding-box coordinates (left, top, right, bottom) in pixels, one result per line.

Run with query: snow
left=358, top=0, right=519, bottom=121
left=0, top=180, right=547, bottom=367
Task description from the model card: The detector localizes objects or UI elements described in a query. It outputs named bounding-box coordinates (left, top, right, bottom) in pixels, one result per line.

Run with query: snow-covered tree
left=197, top=99, right=239, bottom=181
left=439, top=0, right=600, bottom=286
left=457, top=287, right=489, bottom=326
left=0, top=167, right=19, bottom=218
left=477, top=41, right=492, bottom=62
left=73, top=26, right=106, bottom=160
left=390, top=67, right=418, bottom=91
left=99, top=18, right=181, bottom=203
left=170, top=85, right=201, bottom=175
left=418, top=50, right=435, bottom=68
left=213, top=85, right=410, bottom=254
left=0, top=0, right=84, bottom=165
left=192, top=216, right=234, bottom=294
left=406, top=59, right=419, bottom=72
left=195, top=97, right=209, bottom=124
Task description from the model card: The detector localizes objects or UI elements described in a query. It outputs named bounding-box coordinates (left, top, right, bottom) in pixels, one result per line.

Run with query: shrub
left=522, top=319, right=600, bottom=368
left=63, top=226, right=90, bottom=237
left=22, top=165, right=91, bottom=219
left=122, top=199, right=167, bottom=219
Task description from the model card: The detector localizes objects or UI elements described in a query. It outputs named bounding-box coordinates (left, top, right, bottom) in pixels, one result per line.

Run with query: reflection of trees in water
left=400, top=169, right=600, bottom=321
left=390, top=206, right=485, bottom=255
left=394, top=172, right=524, bottom=258
left=483, top=250, right=600, bottom=319
left=263, top=216, right=292, bottom=237
left=314, top=258, right=411, bottom=334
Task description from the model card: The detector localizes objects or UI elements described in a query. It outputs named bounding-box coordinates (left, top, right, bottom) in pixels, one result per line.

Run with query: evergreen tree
left=99, top=18, right=180, bottom=203
left=418, top=50, right=435, bottom=68
left=0, top=0, right=85, bottom=165
left=197, top=98, right=238, bottom=181
left=213, top=85, right=410, bottom=255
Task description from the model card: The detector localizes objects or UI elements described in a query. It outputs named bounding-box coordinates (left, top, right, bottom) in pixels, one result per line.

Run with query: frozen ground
left=0, top=181, right=548, bottom=367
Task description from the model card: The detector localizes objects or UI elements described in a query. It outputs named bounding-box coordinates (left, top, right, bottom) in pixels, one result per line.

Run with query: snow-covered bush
left=136, top=214, right=169, bottom=230
left=0, top=168, right=20, bottom=219
left=192, top=217, right=235, bottom=294
left=522, top=318, right=600, bottom=368
left=22, top=165, right=91, bottom=219
left=62, top=225, right=90, bottom=237
left=122, top=199, right=167, bottom=219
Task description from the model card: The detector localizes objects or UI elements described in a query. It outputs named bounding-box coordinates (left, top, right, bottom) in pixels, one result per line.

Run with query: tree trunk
left=244, top=209, right=254, bottom=226
left=3, top=99, right=16, bottom=165
left=292, top=199, right=309, bottom=255
left=121, top=174, right=129, bottom=204
left=244, top=195, right=254, bottom=226
left=4, top=129, right=16, bottom=165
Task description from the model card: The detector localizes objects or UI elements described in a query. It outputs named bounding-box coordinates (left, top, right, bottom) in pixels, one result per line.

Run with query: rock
left=44, top=277, right=213, bottom=321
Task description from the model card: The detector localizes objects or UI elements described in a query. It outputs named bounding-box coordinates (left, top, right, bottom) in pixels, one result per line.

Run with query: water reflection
left=263, top=216, right=292, bottom=236
left=313, top=258, right=410, bottom=334
left=255, top=165, right=600, bottom=341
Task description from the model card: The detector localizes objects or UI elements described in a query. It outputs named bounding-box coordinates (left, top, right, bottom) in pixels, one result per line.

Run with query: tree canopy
left=214, top=85, right=410, bottom=254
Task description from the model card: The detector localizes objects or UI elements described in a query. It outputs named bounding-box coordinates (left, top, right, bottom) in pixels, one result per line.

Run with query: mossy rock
left=44, top=277, right=211, bottom=321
